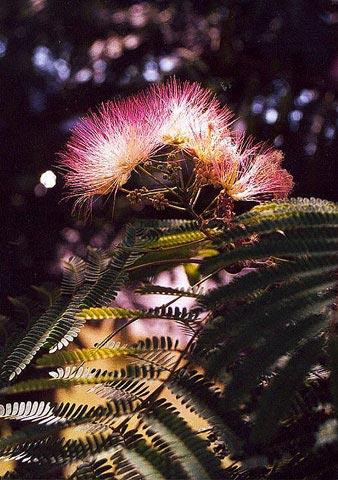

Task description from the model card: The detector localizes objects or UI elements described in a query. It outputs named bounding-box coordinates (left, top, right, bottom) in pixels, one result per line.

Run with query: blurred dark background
left=1, top=0, right=337, bottom=312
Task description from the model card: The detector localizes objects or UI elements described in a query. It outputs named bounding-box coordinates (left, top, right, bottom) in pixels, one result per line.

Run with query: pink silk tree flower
left=59, top=91, right=166, bottom=215
left=150, top=77, right=233, bottom=149
left=185, top=123, right=237, bottom=166
left=210, top=139, right=294, bottom=202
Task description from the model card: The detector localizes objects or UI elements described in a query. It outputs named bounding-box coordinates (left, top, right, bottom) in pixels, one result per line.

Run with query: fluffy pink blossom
left=184, top=122, right=238, bottom=166
left=59, top=90, right=166, bottom=214
left=209, top=137, right=293, bottom=202
left=149, top=77, right=233, bottom=149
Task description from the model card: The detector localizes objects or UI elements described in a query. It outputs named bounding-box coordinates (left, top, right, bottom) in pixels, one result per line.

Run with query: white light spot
left=89, top=40, right=105, bottom=60
left=105, top=36, right=123, bottom=59
left=124, top=34, right=140, bottom=50
left=143, top=60, right=159, bottom=82
left=264, top=108, right=278, bottom=124
left=33, top=46, right=53, bottom=71
left=295, top=89, right=316, bottom=106
left=289, top=110, right=303, bottom=122
left=40, top=170, right=56, bottom=188
left=159, top=56, right=179, bottom=72
left=54, top=59, right=70, bottom=81
left=325, top=126, right=335, bottom=139
left=75, top=68, right=92, bottom=83
left=251, top=97, right=264, bottom=114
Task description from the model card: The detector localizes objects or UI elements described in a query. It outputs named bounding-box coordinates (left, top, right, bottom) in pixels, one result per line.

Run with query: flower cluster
left=60, top=78, right=293, bottom=216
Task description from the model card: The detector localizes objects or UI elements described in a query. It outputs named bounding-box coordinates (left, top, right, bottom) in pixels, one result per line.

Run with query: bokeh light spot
left=159, top=56, right=179, bottom=72
left=75, top=68, right=92, bottom=83
left=143, top=59, right=159, bottom=81
left=264, top=108, right=278, bottom=124
left=40, top=170, right=57, bottom=188
left=0, top=38, right=7, bottom=57
left=289, top=110, right=303, bottom=122
left=251, top=97, right=264, bottom=114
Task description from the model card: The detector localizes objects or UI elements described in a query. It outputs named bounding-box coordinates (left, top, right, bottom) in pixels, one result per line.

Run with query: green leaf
left=67, top=458, right=114, bottom=480
left=1, top=364, right=164, bottom=394
left=76, top=305, right=199, bottom=326
left=136, top=283, right=203, bottom=298
left=251, top=337, right=324, bottom=445
left=168, top=370, right=243, bottom=456
left=144, top=400, right=225, bottom=480
left=226, top=314, right=328, bottom=405
left=36, top=345, right=140, bottom=367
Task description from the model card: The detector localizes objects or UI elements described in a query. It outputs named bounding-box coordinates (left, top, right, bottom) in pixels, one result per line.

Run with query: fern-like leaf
left=200, top=255, right=338, bottom=310
left=1, top=364, right=164, bottom=394
left=0, top=399, right=139, bottom=430
left=0, top=431, right=121, bottom=465
left=168, top=370, right=244, bottom=456
left=67, top=458, right=114, bottom=480
left=45, top=224, right=149, bottom=353
left=77, top=305, right=199, bottom=325
left=36, top=345, right=140, bottom=367
left=251, top=337, right=324, bottom=445
left=221, top=197, right=338, bottom=242
left=197, top=272, right=336, bottom=356
left=136, top=283, right=203, bottom=298
left=0, top=256, right=87, bottom=381
left=117, top=430, right=183, bottom=480
left=88, top=378, right=150, bottom=402
left=0, top=401, right=54, bottom=422
left=0, top=225, right=154, bottom=382
left=143, top=400, right=225, bottom=480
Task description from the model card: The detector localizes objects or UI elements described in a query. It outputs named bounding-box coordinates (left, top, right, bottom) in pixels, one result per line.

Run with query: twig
left=127, top=258, right=203, bottom=273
